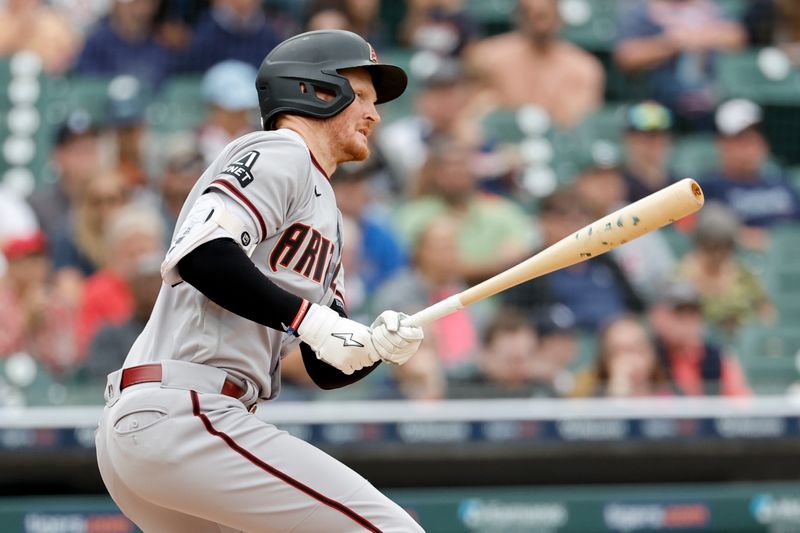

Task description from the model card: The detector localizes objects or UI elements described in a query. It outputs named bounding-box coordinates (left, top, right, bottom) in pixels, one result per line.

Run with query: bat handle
left=401, top=295, right=464, bottom=327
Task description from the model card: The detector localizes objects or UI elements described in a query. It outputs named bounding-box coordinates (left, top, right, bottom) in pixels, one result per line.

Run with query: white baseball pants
left=96, top=363, right=424, bottom=532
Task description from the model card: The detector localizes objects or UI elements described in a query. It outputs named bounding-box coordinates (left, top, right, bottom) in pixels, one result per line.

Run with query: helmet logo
left=368, top=44, right=378, bottom=63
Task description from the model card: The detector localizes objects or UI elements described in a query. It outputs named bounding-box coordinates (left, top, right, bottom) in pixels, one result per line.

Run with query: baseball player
left=95, top=30, right=426, bottom=532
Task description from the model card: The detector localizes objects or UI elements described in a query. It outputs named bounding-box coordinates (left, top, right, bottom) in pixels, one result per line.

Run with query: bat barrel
left=403, top=179, right=704, bottom=327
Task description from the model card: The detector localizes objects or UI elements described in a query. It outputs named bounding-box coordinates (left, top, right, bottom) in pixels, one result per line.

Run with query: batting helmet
left=256, top=30, right=407, bottom=130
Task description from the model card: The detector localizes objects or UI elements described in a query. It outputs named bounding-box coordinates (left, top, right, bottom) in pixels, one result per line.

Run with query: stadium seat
left=148, top=75, right=205, bottom=133
left=559, top=0, right=618, bottom=52
left=716, top=50, right=800, bottom=106
left=670, top=134, right=718, bottom=181
left=734, top=324, right=800, bottom=394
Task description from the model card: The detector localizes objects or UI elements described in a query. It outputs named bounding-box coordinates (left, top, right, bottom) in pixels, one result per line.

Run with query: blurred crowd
left=0, top=0, right=799, bottom=405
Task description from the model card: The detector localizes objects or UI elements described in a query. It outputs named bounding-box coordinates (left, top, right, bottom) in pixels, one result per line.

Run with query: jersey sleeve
left=205, top=135, right=312, bottom=243
left=161, top=192, right=260, bottom=285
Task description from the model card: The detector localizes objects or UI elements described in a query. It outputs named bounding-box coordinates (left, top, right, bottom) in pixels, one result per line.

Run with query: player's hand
left=297, top=303, right=380, bottom=375
left=370, top=310, right=424, bottom=365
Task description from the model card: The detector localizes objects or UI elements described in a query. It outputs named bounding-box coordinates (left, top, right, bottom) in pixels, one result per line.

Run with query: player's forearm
left=614, top=37, right=679, bottom=72
left=178, top=237, right=305, bottom=332
left=300, top=341, right=380, bottom=390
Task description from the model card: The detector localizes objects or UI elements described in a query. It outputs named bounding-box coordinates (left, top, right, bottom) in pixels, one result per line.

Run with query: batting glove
left=297, top=303, right=381, bottom=375
left=370, top=310, right=424, bottom=365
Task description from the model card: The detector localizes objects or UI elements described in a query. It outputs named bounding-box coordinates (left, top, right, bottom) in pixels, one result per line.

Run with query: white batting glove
left=370, top=310, right=424, bottom=365
left=297, top=303, right=380, bottom=375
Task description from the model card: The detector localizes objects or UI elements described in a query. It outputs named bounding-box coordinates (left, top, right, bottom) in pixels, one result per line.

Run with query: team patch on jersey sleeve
left=220, top=150, right=260, bottom=188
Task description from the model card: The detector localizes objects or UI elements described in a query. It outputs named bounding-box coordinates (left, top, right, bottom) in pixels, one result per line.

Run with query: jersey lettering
left=270, top=222, right=333, bottom=284
left=269, top=223, right=309, bottom=271
left=220, top=150, right=260, bottom=188
left=294, top=230, right=321, bottom=278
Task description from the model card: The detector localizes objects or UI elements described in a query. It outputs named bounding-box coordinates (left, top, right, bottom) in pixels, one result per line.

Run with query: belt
left=120, top=363, right=246, bottom=399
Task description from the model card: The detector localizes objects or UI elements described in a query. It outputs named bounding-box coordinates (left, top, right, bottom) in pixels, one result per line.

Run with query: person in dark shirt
left=81, top=254, right=162, bottom=384
left=175, top=0, right=283, bottom=73
left=502, top=188, right=643, bottom=331
left=72, top=0, right=172, bottom=90
left=621, top=100, right=676, bottom=203
left=701, top=98, right=800, bottom=248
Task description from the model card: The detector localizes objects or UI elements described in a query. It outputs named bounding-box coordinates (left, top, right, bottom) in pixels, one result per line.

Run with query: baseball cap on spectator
left=626, top=101, right=672, bottom=132
left=2, top=230, right=46, bottom=260
left=413, top=55, right=464, bottom=88
left=202, top=61, right=259, bottom=111
left=694, top=201, right=739, bottom=249
left=163, top=133, right=204, bottom=173
left=107, top=75, right=148, bottom=126
left=655, top=279, right=702, bottom=310
left=54, top=109, right=99, bottom=146
left=715, top=98, right=763, bottom=137
left=534, top=303, right=577, bottom=337
left=576, top=139, right=621, bottom=173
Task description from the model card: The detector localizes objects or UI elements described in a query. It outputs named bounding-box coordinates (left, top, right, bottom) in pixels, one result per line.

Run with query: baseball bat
left=402, top=178, right=705, bottom=327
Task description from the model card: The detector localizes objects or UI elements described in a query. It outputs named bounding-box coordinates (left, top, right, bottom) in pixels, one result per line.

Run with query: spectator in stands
left=502, top=188, right=643, bottom=331
left=306, top=6, right=351, bottom=32
left=744, top=0, right=800, bottom=63
left=0, top=231, right=79, bottom=376
left=81, top=254, right=161, bottom=383
left=332, top=163, right=406, bottom=297
left=198, top=60, right=260, bottom=164
left=28, top=110, right=102, bottom=245
left=702, top=98, right=800, bottom=249
left=375, top=216, right=490, bottom=370
left=649, top=279, right=752, bottom=397
left=376, top=56, right=477, bottom=188
left=400, top=0, right=478, bottom=57
left=614, top=0, right=746, bottom=130
left=450, top=309, right=571, bottom=398
left=73, top=0, right=172, bottom=90
left=51, top=172, right=129, bottom=277
left=534, top=304, right=579, bottom=390
left=307, top=0, right=387, bottom=48
left=622, top=100, right=676, bottom=203
left=105, top=74, right=152, bottom=190
left=0, top=189, right=39, bottom=277
left=176, top=0, right=282, bottom=73
left=394, top=137, right=535, bottom=285
left=157, top=134, right=205, bottom=239
left=573, top=145, right=677, bottom=304
left=677, top=202, right=776, bottom=338
left=75, top=205, right=164, bottom=358
left=465, top=0, right=604, bottom=129
left=0, top=0, right=81, bottom=74
left=573, top=315, right=672, bottom=397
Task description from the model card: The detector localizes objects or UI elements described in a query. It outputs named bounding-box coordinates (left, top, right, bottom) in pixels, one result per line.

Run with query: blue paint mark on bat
left=616, top=216, right=624, bottom=227
left=632, top=215, right=640, bottom=226
left=588, top=226, right=593, bottom=236
left=605, top=222, right=612, bottom=231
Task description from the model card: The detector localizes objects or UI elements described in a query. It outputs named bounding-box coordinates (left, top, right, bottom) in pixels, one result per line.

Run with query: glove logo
left=331, top=332, right=364, bottom=347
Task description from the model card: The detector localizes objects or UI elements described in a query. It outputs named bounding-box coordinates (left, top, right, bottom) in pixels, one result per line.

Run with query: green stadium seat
left=670, top=134, right=718, bottom=181
left=148, top=75, right=205, bottom=133
left=716, top=50, right=800, bottom=106
left=735, top=324, right=800, bottom=394
left=559, top=0, right=618, bottom=52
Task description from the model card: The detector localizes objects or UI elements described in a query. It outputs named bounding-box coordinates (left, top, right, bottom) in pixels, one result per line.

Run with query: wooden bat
left=403, top=178, right=705, bottom=327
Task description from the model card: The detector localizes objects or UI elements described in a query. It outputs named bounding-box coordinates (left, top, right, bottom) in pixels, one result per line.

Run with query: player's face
left=324, top=68, right=380, bottom=163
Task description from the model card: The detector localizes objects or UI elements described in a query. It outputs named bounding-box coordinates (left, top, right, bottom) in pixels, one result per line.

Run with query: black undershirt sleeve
left=178, top=237, right=304, bottom=331
left=177, top=237, right=379, bottom=390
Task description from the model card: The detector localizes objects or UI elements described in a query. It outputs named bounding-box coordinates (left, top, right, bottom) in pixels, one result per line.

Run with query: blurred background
left=1, top=0, right=800, bottom=531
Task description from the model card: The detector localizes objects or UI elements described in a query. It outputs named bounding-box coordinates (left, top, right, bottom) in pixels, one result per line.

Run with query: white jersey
left=125, top=128, right=344, bottom=400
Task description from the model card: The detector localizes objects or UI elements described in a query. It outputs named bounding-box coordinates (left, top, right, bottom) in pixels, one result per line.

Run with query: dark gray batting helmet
left=256, top=30, right=407, bottom=130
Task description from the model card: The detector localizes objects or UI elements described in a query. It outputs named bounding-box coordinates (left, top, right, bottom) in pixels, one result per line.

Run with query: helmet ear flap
left=258, top=71, right=355, bottom=130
